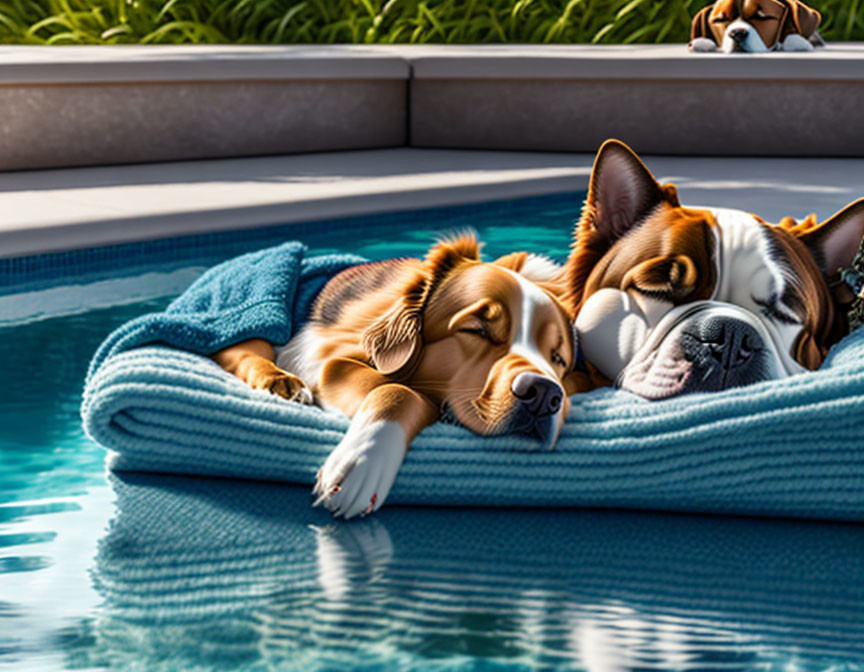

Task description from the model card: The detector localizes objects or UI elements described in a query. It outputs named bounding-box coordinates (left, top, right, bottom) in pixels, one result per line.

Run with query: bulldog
left=689, top=0, right=823, bottom=53
left=558, top=139, right=864, bottom=400
left=213, top=234, right=577, bottom=518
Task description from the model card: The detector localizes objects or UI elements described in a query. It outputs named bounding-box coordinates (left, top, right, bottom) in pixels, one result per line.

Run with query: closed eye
left=753, top=294, right=799, bottom=325
left=460, top=325, right=505, bottom=346
left=712, top=15, right=729, bottom=22
left=551, top=351, right=566, bottom=369
left=460, top=325, right=489, bottom=338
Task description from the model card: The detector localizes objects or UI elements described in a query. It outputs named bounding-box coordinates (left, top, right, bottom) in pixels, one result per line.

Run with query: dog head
left=363, top=234, right=575, bottom=449
left=691, top=0, right=820, bottom=52
left=562, top=139, right=864, bottom=399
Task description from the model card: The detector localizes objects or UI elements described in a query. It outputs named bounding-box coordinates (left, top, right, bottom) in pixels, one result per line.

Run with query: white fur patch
left=721, top=20, right=770, bottom=53
left=690, top=207, right=806, bottom=377
left=506, top=270, right=559, bottom=379
left=689, top=37, right=719, bottom=52
left=502, top=270, right=566, bottom=447
left=519, top=254, right=561, bottom=283
left=781, top=34, right=814, bottom=51
left=313, top=415, right=406, bottom=519
left=275, top=326, right=323, bottom=389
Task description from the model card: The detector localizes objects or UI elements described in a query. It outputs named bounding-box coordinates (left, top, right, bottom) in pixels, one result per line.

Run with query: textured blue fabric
left=86, top=241, right=365, bottom=384
left=92, top=472, right=864, bottom=669
left=82, top=241, right=864, bottom=521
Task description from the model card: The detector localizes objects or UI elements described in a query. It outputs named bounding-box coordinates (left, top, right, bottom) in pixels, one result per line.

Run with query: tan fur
left=213, top=234, right=576, bottom=506
left=578, top=204, right=718, bottom=308
left=212, top=339, right=308, bottom=401
left=317, top=357, right=439, bottom=438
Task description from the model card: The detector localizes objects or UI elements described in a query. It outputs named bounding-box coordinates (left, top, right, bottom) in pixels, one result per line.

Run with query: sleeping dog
left=689, top=0, right=822, bottom=53
left=214, top=234, right=576, bottom=518
left=561, top=139, right=864, bottom=399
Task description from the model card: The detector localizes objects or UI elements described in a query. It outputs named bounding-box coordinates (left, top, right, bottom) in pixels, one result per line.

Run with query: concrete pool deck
left=1, top=148, right=862, bottom=258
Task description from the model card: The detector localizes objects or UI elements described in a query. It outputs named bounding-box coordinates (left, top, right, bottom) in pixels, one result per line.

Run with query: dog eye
left=460, top=325, right=489, bottom=338
left=712, top=14, right=729, bottom=22
left=461, top=325, right=504, bottom=345
left=753, top=294, right=799, bottom=325
left=459, top=322, right=507, bottom=346
left=551, top=351, right=566, bottom=368
left=752, top=11, right=770, bottom=19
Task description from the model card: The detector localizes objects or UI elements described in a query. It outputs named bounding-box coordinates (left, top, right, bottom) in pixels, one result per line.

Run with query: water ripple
left=0, top=556, right=54, bottom=574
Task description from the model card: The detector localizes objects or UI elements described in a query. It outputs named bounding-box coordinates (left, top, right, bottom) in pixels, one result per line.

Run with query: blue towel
left=91, top=472, right=864, bottom=669
left=86, top=241, right=365, bottom=383
left=82, top=241, right=864, bottom=521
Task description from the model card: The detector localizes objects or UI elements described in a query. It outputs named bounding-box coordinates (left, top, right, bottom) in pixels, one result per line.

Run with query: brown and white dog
left=560, top=139, right=864, bottom=399
left=213, top=234, right=577, bottom=518
left=689, top=0, right=822, bottom=53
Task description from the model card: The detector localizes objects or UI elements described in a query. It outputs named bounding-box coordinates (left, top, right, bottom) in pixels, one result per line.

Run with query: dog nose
left=511, top=372, right=563, bottom=417
left=686, top=316, right=761, bottom=371
left=729, top=27, right=749, bottom=43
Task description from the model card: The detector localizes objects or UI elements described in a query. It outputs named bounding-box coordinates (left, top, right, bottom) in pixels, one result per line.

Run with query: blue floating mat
left=82, top=241, right=864, bottom=521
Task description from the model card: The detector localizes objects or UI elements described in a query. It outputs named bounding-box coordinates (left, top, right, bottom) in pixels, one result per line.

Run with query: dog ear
left=790, top=199, right=864, bottom=277
left=361, top=272, right=425, bottom=376
left=580, top=139, right=680, bottom=245
left=690, top=5, right=716, bottom=42
left=560, top=140, right=680, bottom=316
left=780, top=0, right=820, bottom=39
left=422, top=232, right=482, bottom=297
left=361, top=233, right=481, bottom=375
left=491, top=251, right=528, bottom=272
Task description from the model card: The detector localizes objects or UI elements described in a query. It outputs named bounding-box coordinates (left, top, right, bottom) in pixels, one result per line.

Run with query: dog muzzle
left=576, top=288, right=806, bottom=399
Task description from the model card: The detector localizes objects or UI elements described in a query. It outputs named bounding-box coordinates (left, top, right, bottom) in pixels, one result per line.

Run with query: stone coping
left=2, top=148, right=862, bottom=258
left=389, top=43, right=864, bottom=80
left=0, top=45, right=409, bottom=83
left=0, top=43, right=862, bottom=84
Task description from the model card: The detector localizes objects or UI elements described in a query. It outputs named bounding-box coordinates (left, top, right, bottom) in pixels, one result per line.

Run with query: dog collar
left=574, top=345, right=588, bottom=373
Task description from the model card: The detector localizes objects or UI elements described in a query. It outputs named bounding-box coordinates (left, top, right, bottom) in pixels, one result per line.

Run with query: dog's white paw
left=781, top=34, right=814, bottom=51
left=313, top=418, right=405, bottom=519
left=689, top=38, right=718, bottom=52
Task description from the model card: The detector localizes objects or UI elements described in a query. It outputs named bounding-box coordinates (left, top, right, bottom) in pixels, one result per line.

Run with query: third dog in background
left=689, top=0, right=823, bottom=53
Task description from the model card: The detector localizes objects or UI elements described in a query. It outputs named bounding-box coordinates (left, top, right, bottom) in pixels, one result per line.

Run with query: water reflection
left=87, top=473, right=864, bottom=671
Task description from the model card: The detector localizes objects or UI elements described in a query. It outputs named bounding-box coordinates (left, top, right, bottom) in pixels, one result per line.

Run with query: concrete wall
left=403, top=44, right=864, bottom=157
left=410, top=79, right=864, bottom=156
left=1, top=44, right=863, bottom=170
left=0, top=80, right=406, bottom=170
left=0, top=46, right=409, bottom=170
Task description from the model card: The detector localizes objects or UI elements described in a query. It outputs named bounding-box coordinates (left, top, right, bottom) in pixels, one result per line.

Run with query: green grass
left=0, top=0, right=861, bottom=45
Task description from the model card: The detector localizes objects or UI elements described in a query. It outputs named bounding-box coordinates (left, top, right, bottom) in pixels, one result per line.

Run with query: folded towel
left=91, top=472, right=864, bottom=670
left=82, top=241, right=864, bottom=521
left=86, top=241, right=365, bottom=384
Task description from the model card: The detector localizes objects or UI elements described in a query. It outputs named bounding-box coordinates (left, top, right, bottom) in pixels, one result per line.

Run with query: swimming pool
left=2, top=194, right=863, bottom=671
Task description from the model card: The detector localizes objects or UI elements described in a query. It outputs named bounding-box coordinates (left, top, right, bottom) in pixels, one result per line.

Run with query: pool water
left=1, top=194, right=863, bottom=671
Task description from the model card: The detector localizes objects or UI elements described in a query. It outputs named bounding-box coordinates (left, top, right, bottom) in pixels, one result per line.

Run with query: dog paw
left=251, top=370, right=313, bottom=404
left=689, top=38, right=718, bottom=52
left=781, top=34, right=814, bottom=51
left=312, top=419, right=406, bottom=519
